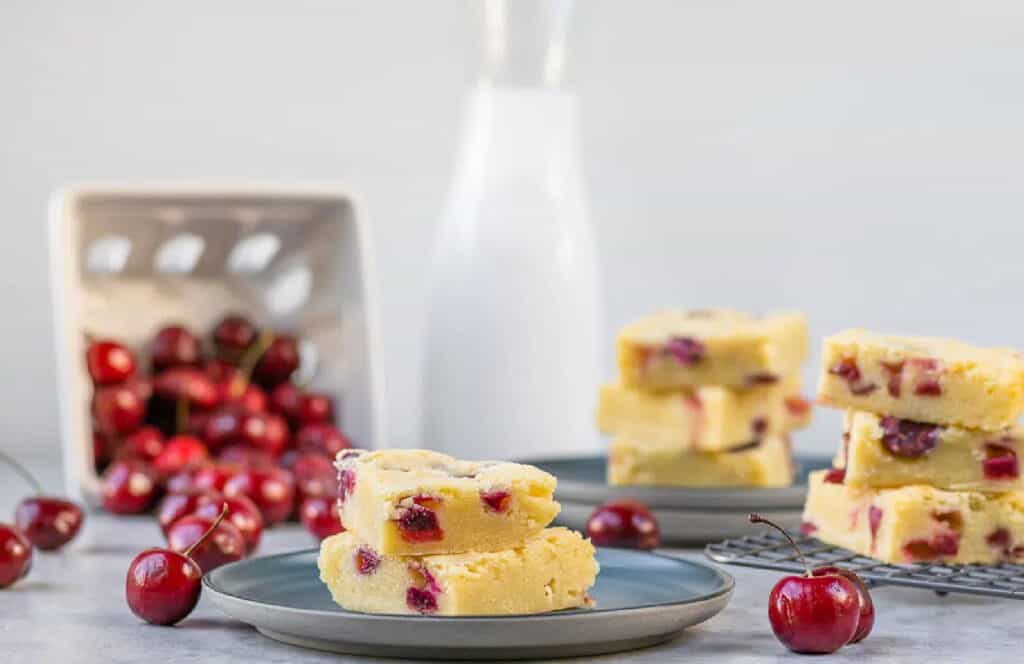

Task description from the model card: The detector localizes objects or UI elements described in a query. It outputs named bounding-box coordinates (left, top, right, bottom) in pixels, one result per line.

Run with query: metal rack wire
left=705, top=531, right=1024, bottom=599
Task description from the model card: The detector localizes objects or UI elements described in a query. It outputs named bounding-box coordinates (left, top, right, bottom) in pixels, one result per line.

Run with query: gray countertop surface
left=3, top=454, right=1021, bottom=664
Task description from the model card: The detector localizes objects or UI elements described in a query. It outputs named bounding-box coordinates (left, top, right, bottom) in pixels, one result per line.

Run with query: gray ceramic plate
left=205, top=547, right=734, bottom=660
left=527, top=454, right=832, bottom=511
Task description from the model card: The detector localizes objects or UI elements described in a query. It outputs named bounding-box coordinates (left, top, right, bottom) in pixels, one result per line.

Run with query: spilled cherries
left=1, top=450, right=85, bottom=552
left=586, top=499, right=660, bottom=550
left=750, top=514, right=873, bottom=654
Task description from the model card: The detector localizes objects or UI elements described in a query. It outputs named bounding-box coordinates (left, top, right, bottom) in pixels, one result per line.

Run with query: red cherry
left=298, top=392, right=335, bottom=425
left=164, top=468, right=198, bottom=494
left=152, top=368, right=219, bottom=410
left=203, top=408, right=244, bottom=449
left=156, top=488, right=222, bottom=535
left=299, top=496, right=344, bottom=540
left=193, top=494, right=263, bottom=554
left=295, top=423, right=351, bottom=458
left=252, top=335, right=300, bottom=388
left=212, top=315, right=257, bottom=363
left=223, top=466, right=295, bottom=525
left=814, top=566, right=875, bottom=643
left=203, top=358, right=239, bottom=383
left=0, top=524, right=32, bottom=587
left=586, top=500, right=660, bottom=550
left=151, top=325, right=200, bottom=371
left=14, top=497, right=85, bottom=551
left=244, top=412, right=290, bottom=458
left=268, top=382, right=303, bottom=422
left=221, top=382, right=268, bottom=414
left=101, top=460, right=160, bottom=514
left=166, top=513, right=245, bottom=573
left=291, top=453, right=339, bottom=500
left=125, top=505, right=228, bottom=625
left=153, top=435, right=209, bottom=476
left=122, top=426, right=165, bottom=462
left=216, top=444, right=275, bottom=468
left=93, top=384, right=147, bottom=435
left=86, top=340, right=137, bottom=385
left=751, top=514, right=865, bottom=654
left=191, top=463, right=241, bottom=492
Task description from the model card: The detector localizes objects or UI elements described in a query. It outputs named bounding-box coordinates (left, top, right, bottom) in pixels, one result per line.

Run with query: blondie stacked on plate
left=598, top=309, right=812, bottom=487
left=317, top=449, right=599, bottom=615
left=804, top=329, right=1024, bottom=564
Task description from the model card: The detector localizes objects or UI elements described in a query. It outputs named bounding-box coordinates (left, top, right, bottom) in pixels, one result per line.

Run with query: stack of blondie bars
left=804, top=329, right=1024, bottom=564
left=318, top=449, right=599, bottom=615
left=597, top=309, right=812, bottom=487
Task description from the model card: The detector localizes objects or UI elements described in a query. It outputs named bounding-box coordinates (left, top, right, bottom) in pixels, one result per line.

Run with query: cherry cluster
left=88, top=314, right=349, bottom=543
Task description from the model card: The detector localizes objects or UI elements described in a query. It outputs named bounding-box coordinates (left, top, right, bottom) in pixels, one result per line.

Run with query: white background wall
left=4, top=0, right=1024, bottom=458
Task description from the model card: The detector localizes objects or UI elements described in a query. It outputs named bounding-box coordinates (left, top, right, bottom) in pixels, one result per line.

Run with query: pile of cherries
left=0, top=451, right=85, bottom=588
left=89, top=314, right=351, bottom=549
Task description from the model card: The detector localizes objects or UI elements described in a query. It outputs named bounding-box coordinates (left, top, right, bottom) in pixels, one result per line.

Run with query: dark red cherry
left=0, top=524, right=33, bottom=587
left=152, top=368, right=220, bottom=410
left=268, top=382, right=303, bottom=422
left=223, top=466, right=295, bottom=525
left=151, top=325, right=200, bottom=371
left=292, top=453, right=339, bottom=500
left=101, top=460, right=160, bottom=514
left=212, top=315, right=257, bottom=363
left=166, top=513, right=245, bottom=573
left=216, top=444, right=275, bottom=469
left=191, top=463, right=241, bottom=492
left=252, top=335, right=300, bottom=388
left=298, top=392, right=335, bottom=425
left=879, top=417, right=940, bottom=458
left=813, top=566, right=875, bottom=643
left=299, top=496, right=345, bottom=540
left=87, top=340, right=137, bottom=385
left=93, top=384, right=147, bottom=435
left=295, top=423, right=351, bottom=458
left=14, top=497, right=85, bottom=551
left=122, top=426, right=165, bottom=462
left=153, top=435, right=209, bottom=476
left=238, top=412, right=290, bottom=458
left=586, top=500, right=660, bottom=550
left=156, top=488, right=223, bottom=535
left=193, top=493, right=263, bottom=554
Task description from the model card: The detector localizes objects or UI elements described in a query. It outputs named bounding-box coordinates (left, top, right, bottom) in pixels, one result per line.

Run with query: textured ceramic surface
left=204, top=547, right=734, bottom=660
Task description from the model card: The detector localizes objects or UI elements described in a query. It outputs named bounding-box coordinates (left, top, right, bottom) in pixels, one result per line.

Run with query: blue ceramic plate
left=205, top=547, right=734, bottom=660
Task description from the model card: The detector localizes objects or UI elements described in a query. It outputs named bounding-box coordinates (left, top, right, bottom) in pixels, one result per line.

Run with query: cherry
left=220, top=382, right=267, bottom=414
left=298, top=392, right=335, bottom=425
left=814, top=566, right=875, bottom=643
left=0, top=451, right=85, bottom=551
left=586, top=499, right=660, bottom=550
left=191, top=463, right=241, bottom=492
left=152, top=368, right=219, bottom=410
left=216, top=444, right=275, bottom=468
left=663, top=336, right=705, bottom=366
left=86, top=339, right=137, bottom=385
left=153, top=435, right=209, bottom=476
left=238, top=412, right=290, bottom=458
left=480, top=488, right=511, bottom=513
left=879, top=417, right=940, bottom=458
left=166, top=512, right=245, bottom=573
left=193, top=493, right=263, bottom=554
left=299, top=496, right=345, bottom=540
left=269, top=382, right=303, bottom=422
left=0, top=525, right=32, bottom=588
left=101, top=460, right=160, bottom=514
left=223, top=466, right=295, bottom=526
left=203, top=358, right=239, bottom=383
left=151, top=325, right=200, bottom=371
left=750, top=514, right=866, bottom=654
left=203, top=408, right=245, bottom=449
left=252, top=335, right=300, bottom=388
left=122, top=427, right=165, bottom=462
left=93, top=384, right=147, bottom=435
left=295, top=423, right=351, bottom=458
left=165, top=468, right=198, bottom=494
left=156, top=488, right=223, bottom=535
left=212, top=315, right=257, bottom=363
left=291, top=453, right=339, bottom=500
left=125, top=504, right=227, bottom=625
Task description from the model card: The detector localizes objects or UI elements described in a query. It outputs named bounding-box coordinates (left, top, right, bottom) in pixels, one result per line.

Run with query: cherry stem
left=0, top=449, right=43, bottom=494
left=183, top=503, right=229, bottom=558
left=175, top=395, right=190, bottom=436
left=749, top=513, right=812, bottom=574
left=229, top=329, right=276, bottom=398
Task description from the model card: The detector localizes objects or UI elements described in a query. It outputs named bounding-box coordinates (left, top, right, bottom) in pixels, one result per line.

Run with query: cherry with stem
left=0, top=450, right=84, bottom=551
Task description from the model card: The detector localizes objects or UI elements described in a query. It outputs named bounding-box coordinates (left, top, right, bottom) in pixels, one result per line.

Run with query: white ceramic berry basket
left=48, top=184, right=385, bottom=506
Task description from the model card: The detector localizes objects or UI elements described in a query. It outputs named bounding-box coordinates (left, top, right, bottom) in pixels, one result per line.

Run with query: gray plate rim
left=203, top=546, right=736, bottom=622
left=521, top=453, right=832, bottom=510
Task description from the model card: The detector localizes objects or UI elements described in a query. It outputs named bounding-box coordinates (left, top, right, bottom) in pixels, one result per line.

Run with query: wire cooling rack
left=705, top=530, right=1024, bottom=599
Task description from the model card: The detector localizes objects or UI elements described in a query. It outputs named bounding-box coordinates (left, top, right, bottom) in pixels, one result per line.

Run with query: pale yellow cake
left=597, top=376, right=810, bottom=452
left=817, top=329, right=1024, bottom=430
left=334, top=449, right=560, bottom=556
left=318, top=528, right=599, bottom=615
left=803, top=469, right=1024, bottom=564
left=616, top=309, right=808, bottom=390
left=607, top=433, right=794, bottom=488
left=838, top=410, right=1024, bottom=492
